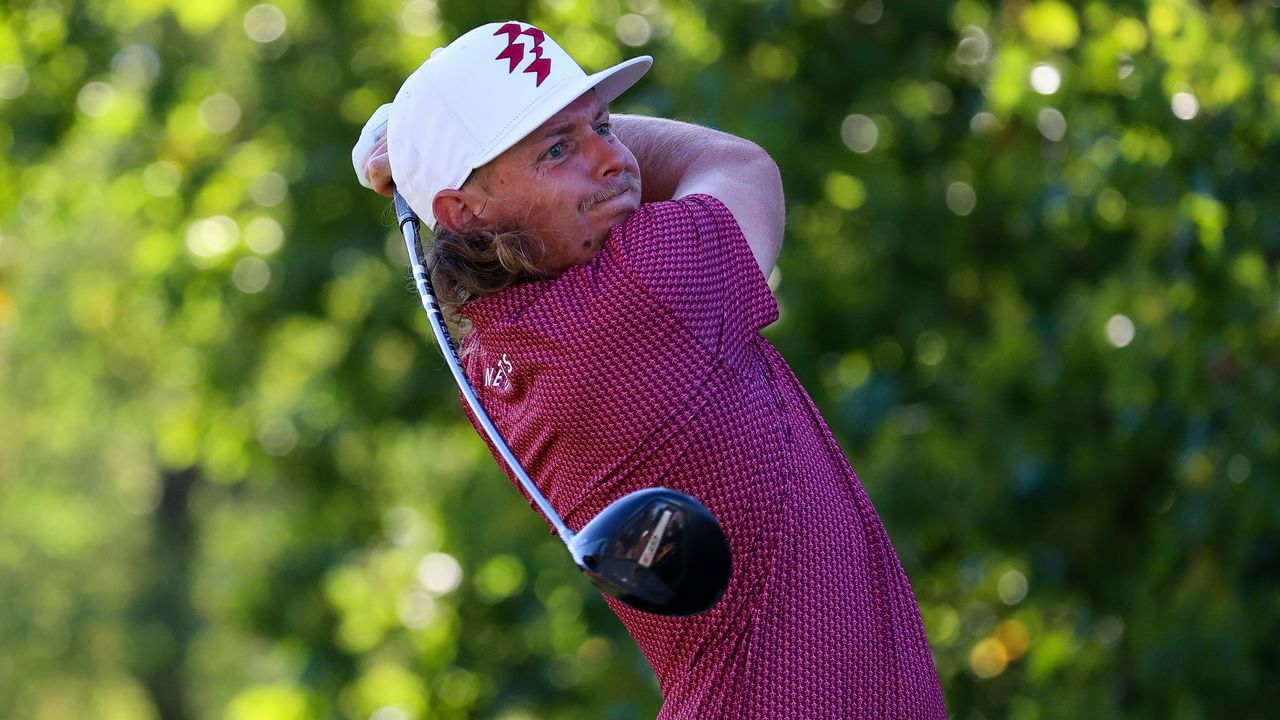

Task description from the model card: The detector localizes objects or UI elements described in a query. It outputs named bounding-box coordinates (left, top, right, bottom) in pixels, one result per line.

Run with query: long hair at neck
left=419, top=223, right=545, bottom=338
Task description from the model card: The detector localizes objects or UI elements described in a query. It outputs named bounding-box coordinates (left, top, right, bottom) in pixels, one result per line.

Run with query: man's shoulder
left=610, top=194, right=740, bottom=268
left=624, top=194, right=733, bottom=232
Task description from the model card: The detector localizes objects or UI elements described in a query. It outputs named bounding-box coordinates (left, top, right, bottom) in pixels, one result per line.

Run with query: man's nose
left=583, top=130, right=628, bottom=179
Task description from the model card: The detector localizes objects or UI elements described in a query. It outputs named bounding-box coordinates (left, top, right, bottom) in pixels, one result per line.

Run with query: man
left=354, top=21, right=946, bottom=719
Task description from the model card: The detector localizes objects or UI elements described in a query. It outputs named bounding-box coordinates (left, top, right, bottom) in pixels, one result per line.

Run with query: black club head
left=567, top=487, right=732, bottom=616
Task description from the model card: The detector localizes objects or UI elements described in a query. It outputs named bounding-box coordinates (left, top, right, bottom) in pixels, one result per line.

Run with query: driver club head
left=567, top=488, right=732, bottom=616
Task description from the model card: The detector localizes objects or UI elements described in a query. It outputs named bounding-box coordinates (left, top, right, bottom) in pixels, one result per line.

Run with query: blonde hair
left=419, top=224, right=545, bottom=337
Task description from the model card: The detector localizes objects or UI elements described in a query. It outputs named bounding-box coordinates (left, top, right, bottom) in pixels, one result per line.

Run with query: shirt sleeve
left=615, top=194, right=778, bottom=353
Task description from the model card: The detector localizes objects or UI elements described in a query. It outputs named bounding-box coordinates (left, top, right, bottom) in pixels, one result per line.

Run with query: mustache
left=579, top=173, right=641, bottom=212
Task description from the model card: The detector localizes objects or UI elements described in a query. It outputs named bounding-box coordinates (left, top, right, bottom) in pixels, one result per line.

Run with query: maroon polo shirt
left=460, top=195, right=945, bottom=719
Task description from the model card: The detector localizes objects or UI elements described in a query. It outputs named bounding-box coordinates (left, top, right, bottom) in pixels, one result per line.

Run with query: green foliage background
left=2, top=0, right=1278, bottom=717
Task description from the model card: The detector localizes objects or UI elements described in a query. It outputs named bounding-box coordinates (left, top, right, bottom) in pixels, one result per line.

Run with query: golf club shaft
left=394, top=191, right=576, bottom=544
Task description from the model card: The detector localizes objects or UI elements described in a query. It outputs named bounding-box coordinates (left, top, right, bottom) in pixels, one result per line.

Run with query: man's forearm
left=612, top=114, right=761, bottom=204
left=612, top=113, right=786, bottom=275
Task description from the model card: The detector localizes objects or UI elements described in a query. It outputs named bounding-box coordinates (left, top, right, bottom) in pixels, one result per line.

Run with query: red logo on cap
left=494, top=22, right=552, bottom=87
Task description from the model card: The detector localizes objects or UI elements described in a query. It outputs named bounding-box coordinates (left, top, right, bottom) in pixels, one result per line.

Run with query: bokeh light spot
left=0, top=64, right=31, bottom=99
left=831, top=352, right=871, bottom=391
left=244, top=4, right=287, bottom=43
left=383, top=506, right=425, bottom=546
left=1022, top=0, right=1080, bottom=49
left=969, top=637, right=1009, bottom=678
left=245, top=217, right=285, bottom=254
left=417, top=552, right=463, bottom=595
left=749, top=44, right=798, bottom=82
left=1227, top=454, right=1251, bottom=483
left=616, top=14, right=652, bottom=47
left=143, top=161, right=182, bottom=197
left=946, top=182, right=977, bottom=216
left=824, top=172, right=866, bottom=211
left=840, top=114, right=879, bottom=153
left=185, top=216, right=240, bottom=262
left=854, top=0, right=883, bottom=25
left=475, top=555, right=527, bottom=603
left=232, top=257, right=271, bottom=293
left=1117, top=55, right=1136, bottom=80
left=111, top=44, right=161, bottom=86
left=370, top=706, right=411, bottom=720
left=925, top=82, right=953, bottom=114
left=199, top=93, right=242, bottom=134
left=396, top=589, right=438, bottom=629
left=1096, top=187, right=1127, bottom=224
left=925, top=605, right=960, bottom=645
left=996, top=619, right=1031, bottom=659
left=1037, top=107, right=1067, bottom=141
left=955, top=26, right=991, bottom=65
left=226, top=684, right=310, bottom=720
left=400, top=0, right=440, bottom=37
left=1095, top=616, right=1125, bottom=645
left=916, top=330, right=948, bottom=366
left=1105, top=313, right=1135, bottom=347
left=970, top=112, right=1001, bottom=136
left=258, top=417, right=298, bottom=455
left=1113, top=18, right=1149, bottom=51
left=997, top=570, right=1028, bottom=604
left=77, top=81, right=116, bottom=117
left=1171, top=89, right=1199, bottom=120
left=436, top=668, right=482, bottom=707
left=1149, top=3, right=1181, bottom=36
left=1030, top=63, right=1062, bottom=94
left=249, top=172, right=288, bottom=206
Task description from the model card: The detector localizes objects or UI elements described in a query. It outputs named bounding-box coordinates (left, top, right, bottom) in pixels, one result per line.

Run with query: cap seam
left=426, top=65, right=485, bottom=151
left=475, top=73, right=581, bottom=159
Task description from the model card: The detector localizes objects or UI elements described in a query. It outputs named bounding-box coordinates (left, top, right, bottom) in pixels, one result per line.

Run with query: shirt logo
left=493, top=22, right=552, bottom=87
left=484, top=353, right=514, bottom=390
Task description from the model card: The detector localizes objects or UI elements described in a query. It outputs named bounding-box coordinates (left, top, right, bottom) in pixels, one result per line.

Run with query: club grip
left=394, top=190, right=417, bottom=228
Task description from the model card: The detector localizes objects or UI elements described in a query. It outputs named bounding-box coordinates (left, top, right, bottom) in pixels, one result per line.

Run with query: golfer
left=353, top=21, right=946, bottom=719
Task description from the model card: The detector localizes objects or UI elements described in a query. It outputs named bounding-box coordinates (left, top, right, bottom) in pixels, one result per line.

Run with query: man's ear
left=433, top=189, right=486, bottom=235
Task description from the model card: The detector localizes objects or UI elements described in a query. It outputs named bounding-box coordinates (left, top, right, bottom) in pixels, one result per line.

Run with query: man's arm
left=611, top=114, right=785, bottom=277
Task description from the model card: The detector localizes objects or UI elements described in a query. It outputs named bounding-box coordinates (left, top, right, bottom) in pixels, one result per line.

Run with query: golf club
left=393, top=190, right=732, bottom=616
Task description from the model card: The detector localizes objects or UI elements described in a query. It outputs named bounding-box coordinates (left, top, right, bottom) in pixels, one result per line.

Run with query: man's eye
left=546, top=143, right=565, bottom=159
left=595, top=122, right=612, bottom=136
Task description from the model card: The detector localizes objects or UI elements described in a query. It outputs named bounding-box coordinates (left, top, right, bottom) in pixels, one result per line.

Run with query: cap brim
left=590, top=55, right=653, bottom=104
left=469, top=55, right=653, bottom=170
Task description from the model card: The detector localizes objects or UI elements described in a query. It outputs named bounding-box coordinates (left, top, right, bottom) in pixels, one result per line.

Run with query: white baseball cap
left=386, top=21, right=652, bottom=230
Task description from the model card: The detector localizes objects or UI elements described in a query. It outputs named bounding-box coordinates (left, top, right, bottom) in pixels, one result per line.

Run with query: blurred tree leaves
left=1, top=0, right=1277, bottom=718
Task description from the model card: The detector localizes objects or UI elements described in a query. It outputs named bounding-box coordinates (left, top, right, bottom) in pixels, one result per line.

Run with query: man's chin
left=601, top=188, right=640, bottom=218
left=605, top=204, right=639, bottom=230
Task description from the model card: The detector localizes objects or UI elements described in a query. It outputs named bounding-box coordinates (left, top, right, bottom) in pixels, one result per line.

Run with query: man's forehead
left=521, top=90, right=607, bottom=144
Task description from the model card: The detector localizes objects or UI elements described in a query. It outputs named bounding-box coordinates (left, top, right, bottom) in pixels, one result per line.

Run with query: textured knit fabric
left=459, top=195, right=946, bottom=719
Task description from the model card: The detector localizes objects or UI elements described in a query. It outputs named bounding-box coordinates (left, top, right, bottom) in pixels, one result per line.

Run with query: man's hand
left=362, top=133, right=394, bottom=197
left=352, top=103, right=395, bottom=196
